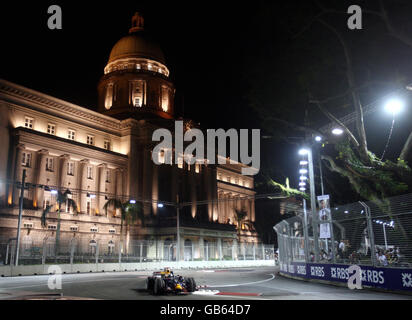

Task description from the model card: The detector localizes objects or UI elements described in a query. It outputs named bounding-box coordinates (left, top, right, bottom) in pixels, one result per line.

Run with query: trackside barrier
left=0, top=259, right=275, bottom=277
left=278, top=262, right=412, bottom=293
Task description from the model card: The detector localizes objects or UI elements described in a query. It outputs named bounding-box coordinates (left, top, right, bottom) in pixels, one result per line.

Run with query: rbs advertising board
left=279, top=262, right=412, bottom=292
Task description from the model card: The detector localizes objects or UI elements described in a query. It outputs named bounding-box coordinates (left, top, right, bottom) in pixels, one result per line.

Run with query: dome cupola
left=97, top=13, right=175, bottom=120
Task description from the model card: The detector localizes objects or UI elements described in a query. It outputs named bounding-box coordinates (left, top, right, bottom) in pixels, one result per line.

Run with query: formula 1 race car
left=146, top=268, right=197, bottom=295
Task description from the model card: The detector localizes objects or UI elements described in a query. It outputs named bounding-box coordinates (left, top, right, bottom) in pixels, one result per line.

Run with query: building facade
left=0, top=13, right=258, bottom=261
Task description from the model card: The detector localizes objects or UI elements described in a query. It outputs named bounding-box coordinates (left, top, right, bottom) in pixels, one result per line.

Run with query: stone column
left=232, top=238, right=238, bottom=260
left=34, top=149, right=49, bottom=209
left=217, top=238, right=223, bottom=260
left=142, top=148, right=152, bottom=215
left=12, top=144, right=25, bottom=206
left=58, top=154, right=70, bottom=190
left=251, top=198, right=256, bottom=222
left=198, top=236, right=204, bottom=260
left=114, top=168, right=123, bottom=216
left=77, top=159, right=89, bottom=214
left=151, top=163, right=158, bottom=216
left=97, top=163, right=107, bottom=216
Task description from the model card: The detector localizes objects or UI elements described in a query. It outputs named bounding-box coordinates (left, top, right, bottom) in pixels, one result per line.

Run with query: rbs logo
left=310, top=266, right=325, bottom=278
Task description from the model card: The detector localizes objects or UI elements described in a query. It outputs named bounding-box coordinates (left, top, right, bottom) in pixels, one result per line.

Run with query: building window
left=105, top=83, right=114, bottom=110
left=70, top=226, right=78, bottom=232
left=161, top=86, right=169, bottom=112
left=68, top=129, right=76, bottom=140
left=177, top=156, right=183, bottom=169
left=158, top=150, right=165, bottom=164
left=87, top=166, right=93, bottom=179
left=227, top=176, right=231, bottom=183
left=47, top=123, right=56, bottom=135
left=195, top=163, right=200, bottom=173
left=108, top=240, right=115, bottom=254
left=90, top=226, right=98, bottom=233
left=48, top=225, right=57, bottom=230
left=109, top=229, right=116, bottom=234
left=104, top=140, right=111, bottom=151
left=23, top=222, right=33, bottom=229
left=67, top=162, right=74, bottom=176
left=46, top=158, right=54, bottom=171
left=130, top=80, right=145, bottom=108
left=106, top=170, right=111, bottom=183
left=136, top=64, right=141, bottom=70
left=24, top=117, right=33, bottom=129
left=86, top=201, right=91, bottom=215
left=86, top=135, right=94, bottom=146
left=21, top=152, right=31, bottom=167
left=235, top=177, right=239, bottom=185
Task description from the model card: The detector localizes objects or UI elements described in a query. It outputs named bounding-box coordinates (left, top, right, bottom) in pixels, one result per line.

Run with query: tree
left=103, top=198, right=144, bottom=254
left=245, top=0, right=412, bottom=241
left=41, top=189, right=77, bottom=255
left=234, top=208, right=248, bottom=241
left=246, top=1, right=412, bottom=202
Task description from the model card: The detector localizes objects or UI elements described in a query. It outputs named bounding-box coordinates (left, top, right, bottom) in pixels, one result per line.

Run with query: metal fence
left=274, top=193, right=412, bottom=268
left=0, top=237, right=275, bottom=266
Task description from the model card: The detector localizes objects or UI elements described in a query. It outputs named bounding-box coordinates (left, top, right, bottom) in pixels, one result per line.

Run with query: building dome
left=108, top=32, right=166, bottom=65
left=97, top=12, right=175, bottom=120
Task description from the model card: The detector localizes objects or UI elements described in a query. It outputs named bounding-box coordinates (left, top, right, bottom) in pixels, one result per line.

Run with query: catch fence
left=274, top=193, right=412, bottom=268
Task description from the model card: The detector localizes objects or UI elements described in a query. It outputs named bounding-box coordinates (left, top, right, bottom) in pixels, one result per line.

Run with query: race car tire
left=147, top=278, right=154, bottom=293
left=186, top=277, right=197, bottom=292
left=153, top=277, right=165, bottom=295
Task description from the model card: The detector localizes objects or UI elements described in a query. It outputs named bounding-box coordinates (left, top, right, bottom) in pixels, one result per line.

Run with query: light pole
left=299, top=148, right=320, bottom=262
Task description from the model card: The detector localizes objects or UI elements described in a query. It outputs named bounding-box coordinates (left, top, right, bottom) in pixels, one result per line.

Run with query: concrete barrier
left=0, top=260, right=275, bottom=277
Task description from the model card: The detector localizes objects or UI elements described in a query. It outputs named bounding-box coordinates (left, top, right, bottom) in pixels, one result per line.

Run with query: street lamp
left=384, top=99, right=404, bottom=115
left=332, top=128, right=344, bottom=135
left=299, top=168, right=308, bottom=174
left=129, top=199, right=136, bottom=204
left=315, top=136, right=322, bottom=142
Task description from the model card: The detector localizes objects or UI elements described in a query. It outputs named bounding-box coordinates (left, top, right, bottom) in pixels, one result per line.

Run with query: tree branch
left=317, top=18, right=370, bottom=164
left=399, top=131, right=412, bottom=161
left=309, top=99, right=360, bottom=147
left=266, top=116, right=323, bottom=137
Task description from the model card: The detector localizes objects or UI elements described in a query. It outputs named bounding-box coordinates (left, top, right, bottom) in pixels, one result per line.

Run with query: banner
left=279, top=262, right=412, bottom=292
left=317, top=195, right=331, bottom=239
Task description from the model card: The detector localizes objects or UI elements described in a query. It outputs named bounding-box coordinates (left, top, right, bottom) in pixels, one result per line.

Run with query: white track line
left=207, top=273, right=275, bottom=288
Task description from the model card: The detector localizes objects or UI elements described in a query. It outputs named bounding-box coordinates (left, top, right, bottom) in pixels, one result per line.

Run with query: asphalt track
left=0, top=267, right=411, bottom=300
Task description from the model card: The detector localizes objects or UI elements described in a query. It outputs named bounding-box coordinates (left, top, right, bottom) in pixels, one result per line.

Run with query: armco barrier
left=0, top=259, right=275, bottom=277
left=279, top=262, right=412, bottom=293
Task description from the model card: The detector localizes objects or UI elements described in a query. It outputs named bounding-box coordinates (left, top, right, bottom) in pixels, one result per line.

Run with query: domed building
left=0, top=13, right=260, bottom=265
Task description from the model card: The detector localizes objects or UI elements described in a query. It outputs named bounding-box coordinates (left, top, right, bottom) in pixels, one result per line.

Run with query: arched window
left=105, top=83, right=114, bottom=109
left=163, top=238, right=174, bottom=261
left=89, top=239, right=97, bottom=254
left=108, top=240, right=115, bottom=255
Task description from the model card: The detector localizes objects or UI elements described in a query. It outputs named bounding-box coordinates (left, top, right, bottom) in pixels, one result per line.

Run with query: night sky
left=1, top=1, right=412, bottom=208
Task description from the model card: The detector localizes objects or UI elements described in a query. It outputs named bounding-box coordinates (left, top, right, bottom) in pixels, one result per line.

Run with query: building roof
left=108, top=13, right=166, bottom=65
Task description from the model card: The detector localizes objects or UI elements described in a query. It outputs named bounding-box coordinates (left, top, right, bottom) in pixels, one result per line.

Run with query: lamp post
left=299, top=148, right=320, bottom=262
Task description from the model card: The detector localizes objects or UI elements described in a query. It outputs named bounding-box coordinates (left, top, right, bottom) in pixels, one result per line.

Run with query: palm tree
left=103, top=198, right=144, bottom=254
left=234, top=208, right=248, bottom=241
left=41, top=189, right=77, bottom=255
